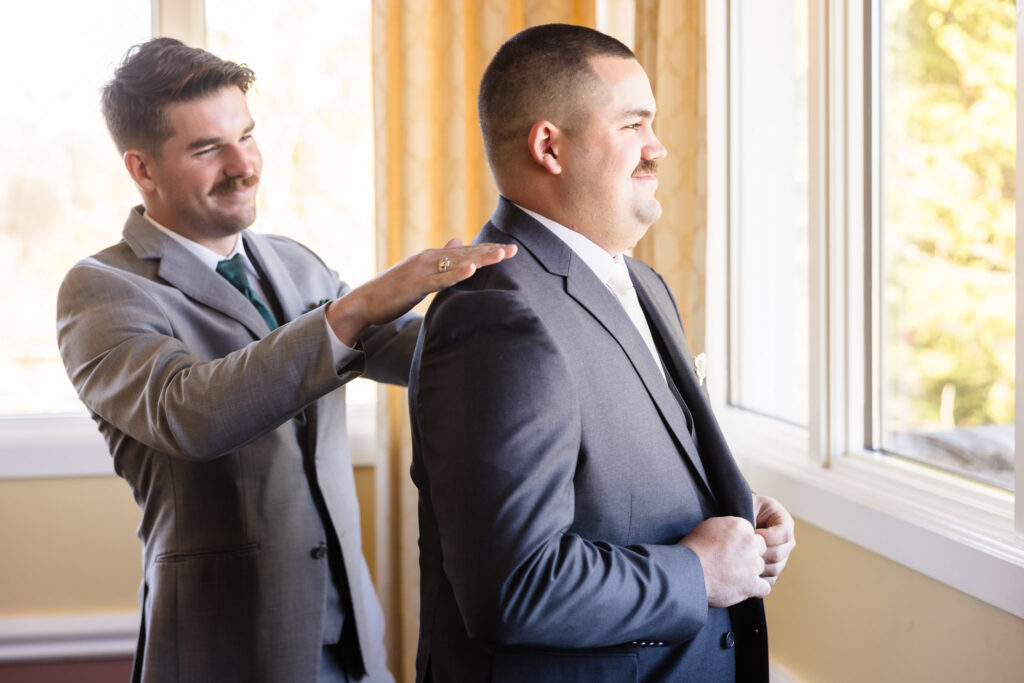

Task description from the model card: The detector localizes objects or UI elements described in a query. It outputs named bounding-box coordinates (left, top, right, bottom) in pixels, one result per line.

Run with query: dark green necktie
left=215, top=253, right=279, bottom=330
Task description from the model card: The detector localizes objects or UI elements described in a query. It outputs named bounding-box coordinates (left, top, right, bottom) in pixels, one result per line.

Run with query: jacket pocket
left=154, top=541, right=260, bottom=563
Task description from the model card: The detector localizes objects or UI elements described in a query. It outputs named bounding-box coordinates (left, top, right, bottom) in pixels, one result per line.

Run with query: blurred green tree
left=884, top=0, right=1015, bottom=431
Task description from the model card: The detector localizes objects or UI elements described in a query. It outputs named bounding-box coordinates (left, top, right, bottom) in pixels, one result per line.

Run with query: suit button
left=721, top=631, right=735, bottom=649
left=310, top=543, right=327, bottom=559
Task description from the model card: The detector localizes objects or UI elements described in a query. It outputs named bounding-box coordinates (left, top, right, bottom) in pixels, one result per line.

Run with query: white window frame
left=706, top=0, right=1024, bottom=619
left=0, top=0, right=377, bottom=480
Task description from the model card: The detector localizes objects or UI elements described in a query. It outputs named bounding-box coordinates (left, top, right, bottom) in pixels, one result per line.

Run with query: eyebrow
left=620, top=108, right=655, bottom=121
left=185, top=121, right=256, bottom=151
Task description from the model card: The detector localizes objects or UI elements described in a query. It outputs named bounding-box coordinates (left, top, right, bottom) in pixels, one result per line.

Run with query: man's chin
left=211, top=211, right=257, bottom=236
left=637, top=202, right=662, bottom=227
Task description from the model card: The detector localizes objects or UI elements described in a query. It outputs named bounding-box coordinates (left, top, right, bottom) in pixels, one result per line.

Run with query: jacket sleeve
left=56, top=257, right=358, bottom=462
left=413, top=287, right=708, bottom=649
left=359, top=312, right=421, bottom=387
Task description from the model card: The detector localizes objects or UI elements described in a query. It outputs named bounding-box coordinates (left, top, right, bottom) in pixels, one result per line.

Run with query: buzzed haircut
left=478, top=23, right=634, bottom=166
left=101, top=37, right=256, bottom=156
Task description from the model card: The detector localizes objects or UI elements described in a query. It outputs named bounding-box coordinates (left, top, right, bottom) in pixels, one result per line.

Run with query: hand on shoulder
left=326, top=238, right=517, bottom=345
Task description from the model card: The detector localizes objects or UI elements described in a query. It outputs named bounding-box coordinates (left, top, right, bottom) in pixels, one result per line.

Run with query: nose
left=644, top=130, right=667, bottom=160
left=223, top=143, right=260, bottom=178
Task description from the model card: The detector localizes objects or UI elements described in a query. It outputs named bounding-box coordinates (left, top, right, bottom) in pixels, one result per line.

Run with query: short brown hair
left=101, top=37, right=256, bottom=156
left=478, top=24, right=634, bottom=166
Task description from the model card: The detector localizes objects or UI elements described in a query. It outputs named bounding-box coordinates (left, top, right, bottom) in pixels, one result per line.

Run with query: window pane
left=733, top=0, right=810, bottom=426
left=881, top=0, right=1015, bottom=490
left=0, top=3, right=150, bottom=415
left=206, top=0, right=376, bottom=405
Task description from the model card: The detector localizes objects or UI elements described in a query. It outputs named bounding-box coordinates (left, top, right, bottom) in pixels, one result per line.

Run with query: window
left=206, top=0, right=377, bottom=408
left=879, top=0, right=1015, bottom=491
left=1, top=0, right=379, bottom=476
left=709, top=0, right=1023, bottom=618
left=729, top=0, right=810, bottom=427
left=0, top=1, right=150, bottom=416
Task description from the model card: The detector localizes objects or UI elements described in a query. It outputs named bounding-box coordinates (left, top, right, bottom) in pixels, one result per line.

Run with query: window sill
left=720, top=407, right=1024, bottom=619
left=0, top=613, right=137, bottom=661
left=0, top=405, right=381, bottom=480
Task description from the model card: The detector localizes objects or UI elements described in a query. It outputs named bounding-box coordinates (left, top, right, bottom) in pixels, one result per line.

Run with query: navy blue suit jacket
left=409, top=199, right=768, bottom=682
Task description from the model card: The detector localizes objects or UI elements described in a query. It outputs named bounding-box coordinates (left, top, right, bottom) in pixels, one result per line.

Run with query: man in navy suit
left=409, top=24, right=796, bottom=682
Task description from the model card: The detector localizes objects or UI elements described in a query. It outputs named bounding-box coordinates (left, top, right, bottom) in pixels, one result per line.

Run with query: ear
left=527, top=121, right=564, bottom=175
left=124, top=150, right=158, bottom=193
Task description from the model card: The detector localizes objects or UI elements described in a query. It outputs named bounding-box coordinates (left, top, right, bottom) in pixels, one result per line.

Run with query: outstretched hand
left=326, top=238, right=517, bottom=345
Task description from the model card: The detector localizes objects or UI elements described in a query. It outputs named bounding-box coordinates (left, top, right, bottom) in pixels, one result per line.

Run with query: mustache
left=210, top=174, right=260, bottom=195
left=632, top=159, right=658, bottom=177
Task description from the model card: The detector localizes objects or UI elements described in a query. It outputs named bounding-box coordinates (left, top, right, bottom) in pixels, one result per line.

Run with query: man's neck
left=143, top=209, right=238, bottom=256
left=144, top=211, right=241, bottom=263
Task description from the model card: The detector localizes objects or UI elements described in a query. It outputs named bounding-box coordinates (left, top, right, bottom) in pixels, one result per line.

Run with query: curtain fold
left=634, top=0, right=708, bottom=353
left=371, top=2, right=597, bottom=679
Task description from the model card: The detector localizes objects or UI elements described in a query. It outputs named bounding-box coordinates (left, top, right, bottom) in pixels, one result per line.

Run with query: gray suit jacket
left=409, top=199, right=767, bottom=682
left=57, top=207, right=414, bottom=683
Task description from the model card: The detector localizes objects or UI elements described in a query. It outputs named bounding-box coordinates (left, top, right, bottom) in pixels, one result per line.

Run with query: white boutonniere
left=694, top=352, right=707, bottom=387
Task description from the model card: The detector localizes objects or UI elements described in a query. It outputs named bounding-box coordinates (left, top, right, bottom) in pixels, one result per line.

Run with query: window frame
left=708, top=0, right=1024, bottom=619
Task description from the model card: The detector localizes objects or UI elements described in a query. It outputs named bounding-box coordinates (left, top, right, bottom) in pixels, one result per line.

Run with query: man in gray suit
left=56, top=38, right=515, bottom=683
left=409, top=24, right=795, bottom=682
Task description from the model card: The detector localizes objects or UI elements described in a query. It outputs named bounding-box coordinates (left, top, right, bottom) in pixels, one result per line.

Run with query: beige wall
left=0, top=476, right=140, bottom=615
left=0, top=466, right=378, bottom=618
left=767, top=519, right=1024, bottom=683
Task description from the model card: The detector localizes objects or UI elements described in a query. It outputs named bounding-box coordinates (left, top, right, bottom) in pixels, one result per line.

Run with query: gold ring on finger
left=438, top=256, right=451, bottom=273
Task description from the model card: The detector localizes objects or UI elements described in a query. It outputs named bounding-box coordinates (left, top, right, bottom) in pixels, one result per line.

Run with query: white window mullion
left=1016, top=0, right=1024, bottom=538
left=808, top=0, right=832, bottom=466
left=842, top=0, right=870, bottom=460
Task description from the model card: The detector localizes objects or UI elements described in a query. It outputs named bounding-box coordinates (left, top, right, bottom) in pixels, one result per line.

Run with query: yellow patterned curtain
left=633, top=0, right=708, bottom=352
left=371, top=2, right=596, bottom=679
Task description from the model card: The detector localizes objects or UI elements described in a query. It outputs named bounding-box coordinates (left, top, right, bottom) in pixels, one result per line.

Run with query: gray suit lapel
left=241, top=231, right=322, bottom=445
left=121, top=207, right=273, bottom=339
left=242, top=232, right=307, bottom=323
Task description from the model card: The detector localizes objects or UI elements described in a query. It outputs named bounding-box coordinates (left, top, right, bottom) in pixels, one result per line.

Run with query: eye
left=624, top=122, right=642, bottom=131
left=193, top=146, right=216, bottom=157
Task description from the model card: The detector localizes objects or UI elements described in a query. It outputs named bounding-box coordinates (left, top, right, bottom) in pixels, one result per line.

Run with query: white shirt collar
left=143, top=212, right=259, bottom=281
left=512, top=202, right=626, bottom=286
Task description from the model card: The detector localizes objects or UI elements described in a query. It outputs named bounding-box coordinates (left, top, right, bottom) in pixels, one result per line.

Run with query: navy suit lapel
left=632, top=263, right=754, bottom=522
left=562, top=264, right=715, bottom=497
left=490, top=199, right=715, bottom=499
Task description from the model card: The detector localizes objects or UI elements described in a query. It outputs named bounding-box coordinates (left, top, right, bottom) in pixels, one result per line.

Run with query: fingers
left=760, top=537, right=795, bottom=565
left=754, top=532, right=767, bottom=556
left=761, top=560, right=788, bottom=581
left=428, top=243, right=517, bottom=285
left=753, top=493, right=795, bottom=530
left=442, top=237, right=464, bottom=248
left=755, top=523, right=794, bottom=548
